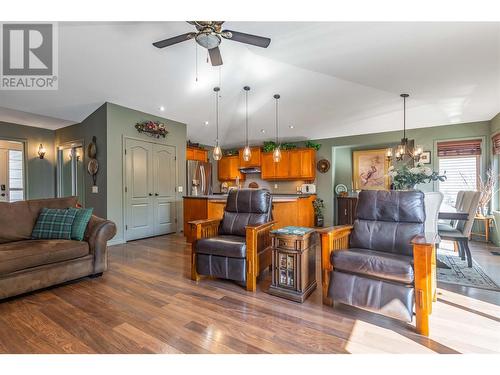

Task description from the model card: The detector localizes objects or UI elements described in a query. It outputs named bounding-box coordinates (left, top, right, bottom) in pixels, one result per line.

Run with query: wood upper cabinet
left=218, top=155, right=245, bottom=181
left=261, top=152, right=276, bottom=179
left=238, top=147, right=262, bottom=168
left=274, top=150, right=290, bottom=179
left=261, top=149, right=316, bottom=180
left=186, top=147, right=208, bottom=162
left=298, top=148, right=315, bottom=180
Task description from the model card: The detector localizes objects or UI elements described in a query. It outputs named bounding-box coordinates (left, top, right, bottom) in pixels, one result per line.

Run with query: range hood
left=239, top=167, right=261, bottom=174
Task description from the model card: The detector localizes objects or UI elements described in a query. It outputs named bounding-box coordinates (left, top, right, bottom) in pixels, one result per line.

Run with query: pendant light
left=212, top=86, right=222, bottom=161
left=273, top=94, right=281, bottom=163
left=386, top=93, right=422, bottom=163
left=242, top=86, right=252, bottom=162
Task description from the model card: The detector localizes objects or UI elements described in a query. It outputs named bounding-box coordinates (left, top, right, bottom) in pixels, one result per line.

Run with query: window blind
left=438, top=156, right=478, bottom=206
left=492, top=133, right=500, bottom=155
left=437, top=139, right=482, bottom=157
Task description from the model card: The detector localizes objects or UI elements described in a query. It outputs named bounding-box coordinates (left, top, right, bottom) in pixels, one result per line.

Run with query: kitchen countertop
left=183, top=193, right=316, bottom=202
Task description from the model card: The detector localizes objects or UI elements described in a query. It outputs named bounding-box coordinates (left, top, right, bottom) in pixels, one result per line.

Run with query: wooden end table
left=267, top=226, right=317, bottom=303
left=471, top=215, right=493, bottom=242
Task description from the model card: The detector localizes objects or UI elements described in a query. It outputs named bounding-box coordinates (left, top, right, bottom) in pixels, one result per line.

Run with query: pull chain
left=195, top=44, right=198, bottom=82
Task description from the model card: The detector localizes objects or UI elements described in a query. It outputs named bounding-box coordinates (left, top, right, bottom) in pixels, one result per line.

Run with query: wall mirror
left=57, top=141, right=84, bottom=204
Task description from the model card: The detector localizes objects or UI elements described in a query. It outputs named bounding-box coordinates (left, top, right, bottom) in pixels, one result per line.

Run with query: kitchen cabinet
left=261, top=149, right=316, bottom=180
left=218, top=155, right=245, bottom=181
left=186, top=147, right=208, bottom=162
left=337, top=196, right=358, bottom=225
left=238, top=147, right=262, bottom=168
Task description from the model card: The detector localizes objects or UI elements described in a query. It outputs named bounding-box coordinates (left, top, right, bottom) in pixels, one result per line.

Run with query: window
left=8, top=149, right=24, bottom=202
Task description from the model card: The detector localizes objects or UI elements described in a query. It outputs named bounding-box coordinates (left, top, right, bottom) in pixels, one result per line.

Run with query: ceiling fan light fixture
left=195, top=33, right=221, bottom=49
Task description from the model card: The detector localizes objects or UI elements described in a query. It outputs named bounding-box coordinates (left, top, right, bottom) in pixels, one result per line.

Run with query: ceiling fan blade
left=222, top=30, right=271, bottom=48
left=208, top=47, right=223, bottom=66
left=153, top=32, right=195, bottom=48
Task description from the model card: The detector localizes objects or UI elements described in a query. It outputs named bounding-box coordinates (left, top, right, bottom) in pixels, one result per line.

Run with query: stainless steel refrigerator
left=186, top=160, right=213, bottom=196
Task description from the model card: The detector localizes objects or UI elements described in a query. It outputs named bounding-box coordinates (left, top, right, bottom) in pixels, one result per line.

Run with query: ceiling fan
left=152, top=21, right=271, bottom=66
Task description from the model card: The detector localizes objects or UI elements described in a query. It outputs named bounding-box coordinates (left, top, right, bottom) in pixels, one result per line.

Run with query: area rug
left=437, top=252, right=500, bottom=291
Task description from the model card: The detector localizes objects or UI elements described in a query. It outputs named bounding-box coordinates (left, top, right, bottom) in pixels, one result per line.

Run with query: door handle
left=1, top=193, right=5, bottom=197
left=149, top=193, right=152, bottom=196
left=155, top=193, right=159, bottom=196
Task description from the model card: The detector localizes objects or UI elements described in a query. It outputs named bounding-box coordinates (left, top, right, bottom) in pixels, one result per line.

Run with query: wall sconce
left=38, top=144, right=46, bottom=159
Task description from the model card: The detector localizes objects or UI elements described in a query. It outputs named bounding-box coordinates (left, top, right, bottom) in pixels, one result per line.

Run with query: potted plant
left=388, top=163, right=446, bottom=190
left=476, top=167, right=499, bottom=217
left=313, top=198, right=325, bottom=227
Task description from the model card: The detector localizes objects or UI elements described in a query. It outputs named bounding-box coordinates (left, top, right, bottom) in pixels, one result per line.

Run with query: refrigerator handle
left=200, top=164, right=206, bottom=194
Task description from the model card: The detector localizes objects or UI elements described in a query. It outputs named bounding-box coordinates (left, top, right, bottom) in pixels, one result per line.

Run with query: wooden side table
left=267, top=226, right=317, bottom=303
left=471, top=215, right=493, bottom=242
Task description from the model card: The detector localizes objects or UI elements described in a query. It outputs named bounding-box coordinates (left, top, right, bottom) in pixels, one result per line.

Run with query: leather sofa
left=0, top=196, right=116, bottom=300
left=319, top=190, right=438, bottom=336
left=190, top=189, right=274, bottom=291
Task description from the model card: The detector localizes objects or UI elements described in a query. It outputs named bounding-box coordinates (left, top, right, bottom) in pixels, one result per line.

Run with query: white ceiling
left=0, top=22, right=499, bottom=147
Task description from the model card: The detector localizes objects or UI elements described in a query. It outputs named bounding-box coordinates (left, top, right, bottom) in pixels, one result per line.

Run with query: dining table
left=438, top=203, right=469, bottom=221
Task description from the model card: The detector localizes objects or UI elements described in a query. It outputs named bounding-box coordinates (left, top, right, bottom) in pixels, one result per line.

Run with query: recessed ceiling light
left=289, top=125, right=294, bottom=129
left=260, top=129, right=265, bottom=133
left=159, top=106, right=165, bottom=111
left=204, top=121, right=209, bottom=126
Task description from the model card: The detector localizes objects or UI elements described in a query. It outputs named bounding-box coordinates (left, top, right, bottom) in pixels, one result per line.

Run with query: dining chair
left=438, top=190, right=465, bottom=231
left=424, top=192, right=444, bottom=233
left=438, top=191, right=480, bottom=267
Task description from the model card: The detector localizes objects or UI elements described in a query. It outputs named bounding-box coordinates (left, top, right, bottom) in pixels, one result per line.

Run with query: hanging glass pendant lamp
left=212, top=86, right=223, bottom=161
left=242, top=86, right=252, bottom=162
left=273, top=94, right=282, bottom=163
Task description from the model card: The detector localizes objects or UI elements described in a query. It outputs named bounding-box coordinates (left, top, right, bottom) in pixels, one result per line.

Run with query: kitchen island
left=183, top=193, right=316, bottom=243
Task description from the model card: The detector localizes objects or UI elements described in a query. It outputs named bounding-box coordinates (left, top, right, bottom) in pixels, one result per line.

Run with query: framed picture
left=420, top=151, right=431, bottom=164
left=352, top=149, right=390, bottom=190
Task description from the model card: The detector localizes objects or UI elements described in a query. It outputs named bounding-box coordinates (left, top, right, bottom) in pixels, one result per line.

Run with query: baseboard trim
left=108, top=238, right=125, bottom=246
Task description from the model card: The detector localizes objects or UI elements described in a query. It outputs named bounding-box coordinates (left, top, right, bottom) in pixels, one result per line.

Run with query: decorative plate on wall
left=316, top=159, right=331, bottom=173
left=335, top=184, right=348, bottom=195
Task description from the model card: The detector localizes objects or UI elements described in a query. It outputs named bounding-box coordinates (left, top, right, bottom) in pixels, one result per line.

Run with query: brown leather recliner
left=0, top=197, right=116, bottom=300
left=190, top=189, right=274, bottom=291
left=319, top=190, right=438, bottom=336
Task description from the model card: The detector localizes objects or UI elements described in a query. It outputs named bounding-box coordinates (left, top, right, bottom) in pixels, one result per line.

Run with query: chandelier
left=386, top=93, right=423, bottom=163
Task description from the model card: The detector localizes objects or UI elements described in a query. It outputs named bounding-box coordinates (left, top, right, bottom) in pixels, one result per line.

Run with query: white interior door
left=153, top=144, right=177, bottom=235
left=0, top=149, right=7, bottom=202
left=125, top=139, right=154, bottom=240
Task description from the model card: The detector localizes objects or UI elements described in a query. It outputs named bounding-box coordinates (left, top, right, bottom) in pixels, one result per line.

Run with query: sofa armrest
left=317, top=225, right=353, bottom=305
left=84, top=215, right=117, bottom=274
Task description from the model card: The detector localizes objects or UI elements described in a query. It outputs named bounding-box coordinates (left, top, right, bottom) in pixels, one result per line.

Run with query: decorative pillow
left=31, top=208, right=78, bottom=240
left=71, top=208, right=93, bottom=241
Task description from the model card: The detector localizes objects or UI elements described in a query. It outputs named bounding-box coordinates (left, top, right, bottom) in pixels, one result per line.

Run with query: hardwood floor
left=0, top=233, right=499, bottom=354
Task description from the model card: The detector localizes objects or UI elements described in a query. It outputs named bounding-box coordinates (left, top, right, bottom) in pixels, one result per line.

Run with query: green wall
left=0, top=122, right=56, bottom=199
left=55, top=104, right=108, bottom=218
left=313, top=120, right=492, bottom=226
left=106, top=103, right=187, bottom=244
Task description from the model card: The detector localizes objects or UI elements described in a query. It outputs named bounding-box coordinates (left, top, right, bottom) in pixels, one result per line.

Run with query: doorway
left=0, top=140, right=25, bottom=202
left=57, top=142, right=85, bottom=205
left=124, top=137, right=177, bottom=241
